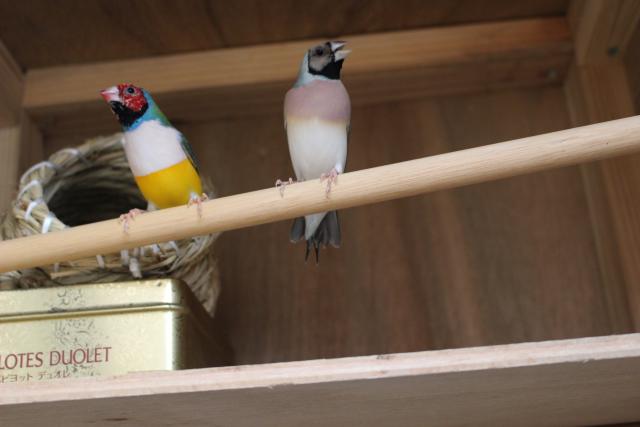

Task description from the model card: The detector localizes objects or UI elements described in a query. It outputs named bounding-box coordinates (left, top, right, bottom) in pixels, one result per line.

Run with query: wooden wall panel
left=0, top=0, right=568, bottom=68
left=625, top=24, right=640, bottom=111
left=43, top=86, right=615, bottom=365
left=207, top=87, right=611, bottom=364
left=0, top=40, right=22, bottom=127
left=0, top=116, right=44, bottom=216
left=23, top=17, right=571, bottom=146
left=566, top=0, right=640, bottom=332
left=33, top=86, right=611, bottom=364
left=0, top=127, right=20, bottom=214
left=564, top=65, right=637, bottom=333
left=624, top=14, right=640, bottom=333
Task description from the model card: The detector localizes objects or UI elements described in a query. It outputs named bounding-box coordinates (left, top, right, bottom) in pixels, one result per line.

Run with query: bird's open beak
left=100, top=86, right=120, bottom=103
left=331, top=41, right=351, bottom=61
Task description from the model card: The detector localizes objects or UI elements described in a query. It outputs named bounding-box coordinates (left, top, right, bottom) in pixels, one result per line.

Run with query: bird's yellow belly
left=134, top=159, right=202, bottom=209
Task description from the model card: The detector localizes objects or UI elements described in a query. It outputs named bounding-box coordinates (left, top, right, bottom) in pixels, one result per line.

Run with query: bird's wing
left=180, top=134, right=200, bottom=174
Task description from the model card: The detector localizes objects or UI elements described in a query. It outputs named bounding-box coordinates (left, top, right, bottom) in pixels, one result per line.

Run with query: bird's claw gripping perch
left=118, top=208, right=145, bottom=234
left=275, top=177, right=295, bottom=197
left=188, top=193, right=209, bottom=218
left=320, top=168, right=339, bottom=197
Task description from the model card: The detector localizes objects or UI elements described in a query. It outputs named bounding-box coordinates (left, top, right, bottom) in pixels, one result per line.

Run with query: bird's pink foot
left=188, top=193, right=209, bottom=218
left=118, top=208, right=145, bottom=234
left=320, top=168, right=339, bottom=197
left=275, top=177, right=295, bottom=197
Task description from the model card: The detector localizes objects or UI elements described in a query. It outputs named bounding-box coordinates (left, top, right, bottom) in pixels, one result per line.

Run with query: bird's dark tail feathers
left=290, top=211, right=341, bottom=263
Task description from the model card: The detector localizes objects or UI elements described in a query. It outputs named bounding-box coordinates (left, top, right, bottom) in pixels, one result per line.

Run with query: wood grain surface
left=1, top=334, right=639, bottom=427
left=0, top=40, right=22, bottom=127
left=0, top=127, right=20, bottom=214
left=565, top=64, right=638, bottom=332
left=566, top=0, right=640, bottom=331
left=625, top=24, right=640, bottom=112
left=23, top=17, right=571, bottom=142
left=40, top=87, right=628, bottom=364
left=207, top=88, right=615, bottom=363
left=621, top=11, right=640, bottom=331
left=570, top=0, right=640, bottom=65
left=0, top=0, right=568, bottom=69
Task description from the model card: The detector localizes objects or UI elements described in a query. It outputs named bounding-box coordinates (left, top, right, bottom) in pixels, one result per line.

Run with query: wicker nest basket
left=0, top=134, right=221, bottom=314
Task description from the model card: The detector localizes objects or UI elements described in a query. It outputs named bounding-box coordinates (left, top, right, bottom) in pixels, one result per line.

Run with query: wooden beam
left=0, top=40, right=22, bottom=127
left=1, top=334, right=639, bottom=426
left=0, top=116, right=639, bottom=272
left=625, top=19, right=640, bottom=111
left=565, top=0, right=640, bottom=331
left=22, top=18, right=572, bottom=139
left=570, top=0, right=640, bottom=65
left=0, top=116, right=43, bottom=216
left=0, top=127, right=20, bottom=214
left=24, top=17, right=570, bottom=109
left=0, top=39, right=28, bottom=215
left=565, top=64, right=637, bottom=333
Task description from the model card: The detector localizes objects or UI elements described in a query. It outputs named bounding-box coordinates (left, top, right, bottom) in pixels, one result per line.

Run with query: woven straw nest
left=0, top=134, right=221, bottom=314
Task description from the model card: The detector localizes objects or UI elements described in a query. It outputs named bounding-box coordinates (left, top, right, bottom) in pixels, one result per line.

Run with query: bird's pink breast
left=284, top=80, right=351, bottom=122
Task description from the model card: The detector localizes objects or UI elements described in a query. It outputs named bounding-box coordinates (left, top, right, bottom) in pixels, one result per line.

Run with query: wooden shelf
left=1, top=334, right=639, bottom=426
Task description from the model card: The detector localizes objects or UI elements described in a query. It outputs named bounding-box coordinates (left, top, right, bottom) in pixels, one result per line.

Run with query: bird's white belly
left=124, top=120, right=187, bottom=177
left=286, top=118, right=348, bottom=181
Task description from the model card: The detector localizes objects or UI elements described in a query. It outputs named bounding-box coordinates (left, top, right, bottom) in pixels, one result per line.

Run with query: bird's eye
left=314, top=47, right=324, bottom=56
left=126, top=87, right=136, bottom=95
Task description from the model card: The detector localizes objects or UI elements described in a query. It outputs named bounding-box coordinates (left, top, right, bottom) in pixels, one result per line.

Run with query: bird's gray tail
left=290, top=211, right=341, bottom=263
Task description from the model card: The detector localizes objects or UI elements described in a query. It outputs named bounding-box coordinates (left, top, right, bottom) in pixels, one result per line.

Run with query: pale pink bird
left=280, top=41, right=351, bottom=262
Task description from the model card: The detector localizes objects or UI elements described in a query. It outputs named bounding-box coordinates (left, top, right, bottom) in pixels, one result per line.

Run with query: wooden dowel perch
left=1, top=116, right=640, bottom=272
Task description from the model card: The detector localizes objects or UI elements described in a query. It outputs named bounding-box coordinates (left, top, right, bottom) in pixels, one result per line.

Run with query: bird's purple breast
left=284, top=80, right=351, bottom=122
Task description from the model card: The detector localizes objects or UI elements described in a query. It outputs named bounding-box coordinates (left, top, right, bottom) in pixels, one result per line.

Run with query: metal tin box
left=0, top=279, right=225, bottom=383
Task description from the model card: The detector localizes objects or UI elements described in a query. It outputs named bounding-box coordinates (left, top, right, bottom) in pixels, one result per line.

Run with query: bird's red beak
left=100, top=86, right=120, bottom=102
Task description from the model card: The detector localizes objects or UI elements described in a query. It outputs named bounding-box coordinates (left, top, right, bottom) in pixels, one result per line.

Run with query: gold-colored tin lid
left=0, top=279, right=194, bottom=318
left=0, top=279, right=227, bottom=381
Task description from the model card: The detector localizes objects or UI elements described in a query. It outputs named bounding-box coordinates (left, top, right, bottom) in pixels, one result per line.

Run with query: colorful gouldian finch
left=100, top=84, right=207, bottom=230
left=282, top=41, right=351, bottom=262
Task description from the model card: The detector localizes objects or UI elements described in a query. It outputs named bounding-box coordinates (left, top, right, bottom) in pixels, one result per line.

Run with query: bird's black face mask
left=109, top=101, right=148, bottom=128
left=308, top=42, right=345, bottom=80
left=313, top=58, right=344, bottom=80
